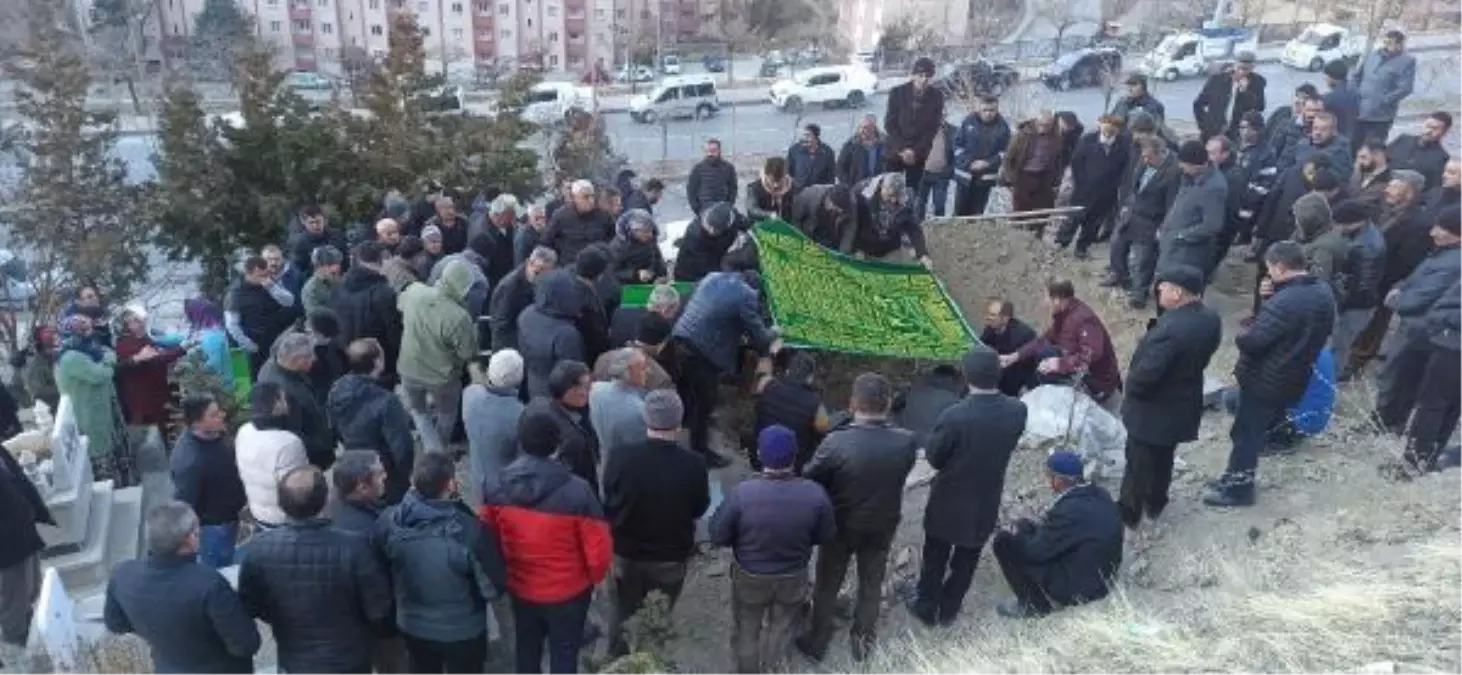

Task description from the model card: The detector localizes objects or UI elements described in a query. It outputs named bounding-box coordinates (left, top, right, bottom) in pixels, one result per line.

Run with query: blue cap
left=758, top=425, right=798, bottom=470
left=1047, top=450, right=1084, bottom=479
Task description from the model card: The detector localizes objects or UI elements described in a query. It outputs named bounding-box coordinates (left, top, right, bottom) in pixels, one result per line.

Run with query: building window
left=595, top=7, right=604, bottom=17
left=321, top=22, right=333, bottom=33
left=317, top=0, right=327, bottom=6
left=323, top=47, right=336, bottom=57
left=173, top=21, right=180, bottom=32
left=498, top=3, right=509, bottom=13
left=549, top=54, right=558, bottom=66
left=294, top=19, right=311, bottom=31
left=526, top=17, right=532, bottom=26
left=478, top=28, right=491, bottom=38
left=369, top=0, right=379, bottom=7
left=422, top=26, right=431, bottom=36
left=546, top=5, right=556, bottom=15
left=451, top=2, right=463, bottom=11
left=371, top=23, right=384, bottom=35
left=548, top=31, right=558, bottom=41
left=500, top=27, right=512, bottom=37
left=477, top=1, right=490, bottom=11
left=270, top=20, right=282, bottom=31
left=453, top=27, right=463, bottom=38
left=266, top=0, right=278, bottom=5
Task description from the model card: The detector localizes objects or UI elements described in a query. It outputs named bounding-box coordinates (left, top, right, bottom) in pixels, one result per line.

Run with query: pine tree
left=149, top=81, right=239, bottom=299
left=9, top=0, right=150, bottom=322
left=552, top=108, right=628, bottom=186
left=191, top=0, right=255, bottom=84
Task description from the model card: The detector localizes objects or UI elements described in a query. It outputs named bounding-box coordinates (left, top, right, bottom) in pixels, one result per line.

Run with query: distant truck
left=1280, top=22, right=1365, bottom=71
left=1136, top=27, right=1258, bottom=81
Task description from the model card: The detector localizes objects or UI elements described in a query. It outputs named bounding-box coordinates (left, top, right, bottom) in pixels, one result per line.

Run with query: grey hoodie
left=1292, top=192, right=1346, bottom=286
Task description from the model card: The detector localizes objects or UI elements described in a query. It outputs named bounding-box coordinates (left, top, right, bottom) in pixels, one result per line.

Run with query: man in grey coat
left=462, top=350, right=525, bottom=506
left=588, top=348, right=649, bottom=474
left=1351, top=29, right=1417, bottom=146
left=1157, top=141, right=1229, bottom=291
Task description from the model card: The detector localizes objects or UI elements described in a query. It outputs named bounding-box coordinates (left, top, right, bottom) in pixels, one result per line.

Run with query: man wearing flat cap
left=1119, top=265, right=1222, bottom=528
left=883, top=57, right=946, bottom=191
left=1193, top=50, right=1267, bottom=143
left=991, top=450, right=1123, bottom=618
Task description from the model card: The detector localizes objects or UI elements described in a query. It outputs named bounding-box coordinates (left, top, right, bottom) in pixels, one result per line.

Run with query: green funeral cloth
left=751, top=219, right=978, bottom=360
left=621, top=282, right=695, bottom=308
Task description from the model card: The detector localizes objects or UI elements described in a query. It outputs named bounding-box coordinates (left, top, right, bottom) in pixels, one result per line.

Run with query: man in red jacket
left=1000, top=279, right=1124, bottom=406
left=480, top=412, right=612, bottom=674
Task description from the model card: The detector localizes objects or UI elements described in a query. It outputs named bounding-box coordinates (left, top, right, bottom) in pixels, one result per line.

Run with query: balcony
left=565, top=15, right=584, bottom=33
left=562, top=0, right=585, bottom=11
left=474, top=30, right=495, bottom=43
left=473, top=44, right=497, bottom=60
left=472, top=13, right=494, bottom=29
left=292, top=31, right=315, bottom=46
left=289, top=4, right=312, bottom=20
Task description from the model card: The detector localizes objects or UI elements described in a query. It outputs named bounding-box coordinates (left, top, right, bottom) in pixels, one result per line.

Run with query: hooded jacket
left=327, top=374, right=416, bottom=505
left=1292, top=192, right=1348, bottom=286
left=610, top=236, right=667, bottom=285
left=1336, top=221, right=1387, bottom=311
left=517, top=270, right=586, bottom=399
left=672, top=205, right=742, bottom=283
left=380, top=491, right=507, bottom=642
left=330, top=265, right=402, bottom=380
left=397, top=259, right=479, bottom=387
left=478, top=455, right=612, bottom=605
left=787, top=140, right=837, bottom=189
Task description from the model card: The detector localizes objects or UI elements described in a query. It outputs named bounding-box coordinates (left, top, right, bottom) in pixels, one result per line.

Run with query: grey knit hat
left=642, top=390, right=684, bottom=431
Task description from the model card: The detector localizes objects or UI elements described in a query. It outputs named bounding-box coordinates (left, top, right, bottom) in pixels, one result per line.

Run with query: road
left=106, top=49, right=1459, bottom=183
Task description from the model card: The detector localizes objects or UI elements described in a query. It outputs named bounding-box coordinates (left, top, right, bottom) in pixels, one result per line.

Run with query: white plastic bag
left=983, top=185, right=1013, bottom=216
left=1020, top=385, right=1129, bottom=480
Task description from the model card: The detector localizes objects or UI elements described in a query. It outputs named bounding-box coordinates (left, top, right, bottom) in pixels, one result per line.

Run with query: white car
left=521, top=81, right=596, bottom=125
left=1281, top=23, right=1364, bottom=71
left=616, top=65, right=655, bottom=83
left=769, top=65, right=879, bottom=112
left=661, top=54, right=682, bottom=75
left=1137, top=28, right=1257, bottom=81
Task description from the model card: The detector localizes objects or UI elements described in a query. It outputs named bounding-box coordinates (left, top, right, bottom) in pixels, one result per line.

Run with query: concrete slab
left=38, top=454, right=93, bottom=551
left=45, top=482, right=115, bottom=594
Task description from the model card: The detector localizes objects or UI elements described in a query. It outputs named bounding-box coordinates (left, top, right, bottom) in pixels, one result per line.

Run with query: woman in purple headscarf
left=186, top=297, right=233, bottom=389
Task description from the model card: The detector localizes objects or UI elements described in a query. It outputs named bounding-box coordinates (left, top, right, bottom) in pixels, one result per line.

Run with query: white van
left=1281, top=23, right=1364, bottom=71
left=629, top=76, right=720, bottom=124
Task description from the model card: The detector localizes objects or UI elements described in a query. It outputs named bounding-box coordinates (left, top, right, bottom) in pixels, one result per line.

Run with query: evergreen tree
left=190, top=0, right=254, bottom=83
left=149, top=81, right=238, bottom=299
left=9, top=0, right=150, bottom=321
left=552, top=108, right=628, bottom=187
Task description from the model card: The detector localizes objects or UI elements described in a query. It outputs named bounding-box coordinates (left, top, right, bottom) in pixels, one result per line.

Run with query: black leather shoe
left=1201, top=486, right=1255, bottom=507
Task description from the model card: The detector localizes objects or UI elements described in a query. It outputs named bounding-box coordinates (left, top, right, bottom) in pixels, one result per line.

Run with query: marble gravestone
left=37, top=397, right=95, bottom=555
left=28, top=568, right=83, bottom=673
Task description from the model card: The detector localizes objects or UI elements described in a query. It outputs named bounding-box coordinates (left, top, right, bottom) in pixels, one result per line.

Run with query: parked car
left=934, top=58, right=1020, bottom=98
left=282, top=71, right=335, bottom=92
left=629, top=76, right=720, bottom=123
left=1281, top=22, right=1364, bottom=71
left=769, top=65, right=879, bottom=112
left=662, top=54, right=682, bottom=75
left=420, top=84, right=465, bottom=112
left=616, top=64, right=655, bottom=83
left=522, top=81, right=597, bottom=125
left=1039, top=46, right=1122, bottom=90
left=702, top=54, right=727, bottom=72
left=1136, top=27, right=1257, bottom=81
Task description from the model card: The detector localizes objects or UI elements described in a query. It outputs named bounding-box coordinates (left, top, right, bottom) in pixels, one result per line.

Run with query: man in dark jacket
left=992, top=451, right=1123, bottom=618
left=229, top=255, right=300, bottom=378
left=104, top=501, right=260, bottom=673
left=1373, top=207, right=1461, bottom=438
left=331, top=241, right=404, bottom=385
left=1350, top=140, right=1395, bottom=207
left=572, top=245, right=614, bottom=362
left=752, top=350, right=831, bottom=472
left=1406, top=276, right=1461, bottom=472
left=1158, top=141, right=1230, bottom=287
left=422, top=195, right=471, bottom=256
left=1329, top=201, right=1387, bottom=369
left=1193, top=51, right=1266, bottom=142
left=1112, top=74, right=1167, bottom=123
left=475, top=194, right=523, bottom=288
left=1289, top=113, right=1355, bottom=184
left=747, top=157, right=797, bottom=223
left=480, top=412, right=612, bottom=675
left=979, top=298, right=1039, bottom=397
left=0, top=433, right=54, bottom=650
left=1388, top=112, right=1453, bottom=191
left=1347, top=170, right=1433, bottom=375
left=488, top=246, right=557, bottom=352
left=1005, top=280, right=1123, bottom=404
left=287, top=204, right=349, bottom=293
left=328, top=338, right=415, bottom=505
left=673, top=202, right=745, bottom=283
left=883, top=57, right=945, bottom=188
left=951, top=95, right=1012, bottom=216
left=709, top=426, right=836, bottom=674
left=907, top=349, right=1026, bottom=627
left=1107, top=136, right=1182, bottom=308
left=1119, top=266, right=1222, bottom=527
left=1350, top=29, right=1417, bottom=146
left=1319, top=61, right=1359, bottom=140
left=1206, top=242, right=1334, bottom=507
left=622, top=177, right=663, bottom=216
left=380, top=453, right=507, bottom=674
left=1266, top=86, right=1321, bottom=164
left=790, top=183, right=863, bottom=253
left=798, top=374, right=917, bottom=663
left=672, top=268, right=778, bottom=467
left=542, top=180, right=613, bottom=264
left=1227, top=111, right=1279, bottom=248
left=238, top=465, right=392, bottom=673
left=687, top=139, right=738, bottom=215
left=1251, top=152, right=1338, bottom=315
left=326, top=449, right=388, bottom=535
left=837, top=115, right=886, bottom=187
left=1057, top=114, right=1131, bottom=258
left=257, top=332, right=336, bottom=470
left=169, top=394, right=248, bottom=569
left=854, top=173, right=932, bottom=265
left=1422, top=159, right=1461, bottom=224
left=601, top=391, right=711, bottom=658
left=787, top=123, right=837, bottom=189
left=523, top=361, right=601, bottom=494
left=517, top=269, right=586, bottom=400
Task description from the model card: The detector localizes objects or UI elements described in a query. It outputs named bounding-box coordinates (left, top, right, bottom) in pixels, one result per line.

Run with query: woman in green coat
left=54, top=314, right=135, bottom=487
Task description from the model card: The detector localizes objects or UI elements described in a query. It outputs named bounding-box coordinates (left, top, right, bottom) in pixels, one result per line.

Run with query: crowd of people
left=0, top=28, right=1457, bottom=675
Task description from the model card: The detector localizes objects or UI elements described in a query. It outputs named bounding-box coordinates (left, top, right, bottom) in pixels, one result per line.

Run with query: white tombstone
left=28, top=568, right=82, bottom=673
left=50, top=397, right=84, bottom=494
left=38, top=397, right=94, bottom=551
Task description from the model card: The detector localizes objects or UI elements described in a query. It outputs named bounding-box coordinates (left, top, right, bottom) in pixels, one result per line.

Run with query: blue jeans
left=197, top=523, right=238, bottom=569
left=1220, top=391, right=1287, bottom=495
left=916, top=177, right=950, bottom=220
left=512, top=590, right=592, bottom=673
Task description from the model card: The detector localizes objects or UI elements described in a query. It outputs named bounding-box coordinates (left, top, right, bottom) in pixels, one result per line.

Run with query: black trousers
left=675, top=339, right=722, bottom=457
left=806, top=531, right=892, bottom=660
left=607, top=557, right=688, bottom=658
left=1118, top=438, right=1176, bottom=526
left=1375, top=338, right=1434, bottom=433
left=954, top=180, right=994, bottom=217
left=991, top=531, right=1052, bottom=615
left=913, top=530, right=989, bottom=624
left=1406, top=346, right=1461, bottom=469
left=404, top=632, right=488, bottom=674
left=1057, top=200, right=1116, bottom=250
left=512, top=591, right=592, bottom=674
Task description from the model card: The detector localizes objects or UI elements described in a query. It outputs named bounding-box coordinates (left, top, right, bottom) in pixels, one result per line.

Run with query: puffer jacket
left=235, top=519, right=392, bottom=674
left=330, top=265, right=402, bottom=381
left=517, top=270, right=586, bottom=399
left=686, top=157, right=739, bottom=214
left=327, top=374, right=415, bottom=505
left=1351, top=49, right=1416, bottom=123
left=1235, top=274, right=1336, bottom=405
left=541, top=206, right=612, bottom=264
left=397, top=259, right=478, bottom=387
left=1336, top=222, right=1386, bottom=310
left=672, top=271, right=774, bottom=374
left=1392, top=244, right=1462, bottom=345
left=380, top=491, right=507, bottom=642
left=801, top=419, right=918, bottom=539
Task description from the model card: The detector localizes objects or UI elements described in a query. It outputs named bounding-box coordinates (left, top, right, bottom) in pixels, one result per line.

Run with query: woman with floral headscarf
left=16, top=325, right=61, bottom=412
left=186, top=297, right=233, bottom=389
left=114, top=308, right=187, bottom=428
left=54, top=314, right=135, bottom=486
